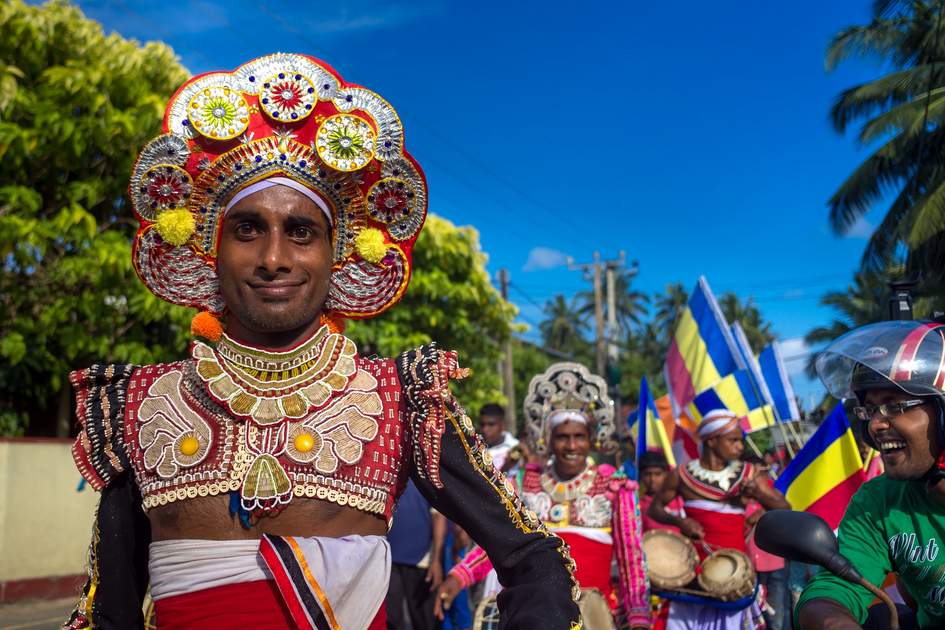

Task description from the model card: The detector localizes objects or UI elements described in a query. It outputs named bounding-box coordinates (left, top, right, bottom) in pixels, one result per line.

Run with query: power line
left=508, top=282, right=547, bottom=310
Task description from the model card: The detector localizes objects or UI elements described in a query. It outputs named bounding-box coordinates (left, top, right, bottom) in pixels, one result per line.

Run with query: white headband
left=697, top=409, right=740, bottom=439
left=224, top=177, right=333, bottom=226
left=548, top=410, right=588, bottom=429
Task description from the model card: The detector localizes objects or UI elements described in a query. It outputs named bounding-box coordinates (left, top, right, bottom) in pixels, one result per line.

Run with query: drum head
left=642, top=529, right=698, bottom=590
left=476, top=589, right=615, bottom=629
left=698, top=548, right=756, bottom=601
left=578, top=589, right=616, bottom=630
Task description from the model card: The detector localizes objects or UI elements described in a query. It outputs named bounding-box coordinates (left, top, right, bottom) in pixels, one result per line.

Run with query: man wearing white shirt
left=480, top=404, right=519, bottom=471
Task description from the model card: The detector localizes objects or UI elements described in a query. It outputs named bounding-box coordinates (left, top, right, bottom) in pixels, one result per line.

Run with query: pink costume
left=451, top=463, right=651, bottom=628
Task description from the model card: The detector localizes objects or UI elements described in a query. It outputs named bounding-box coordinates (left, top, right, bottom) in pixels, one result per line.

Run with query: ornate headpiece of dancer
left=523, top=363, right=617, bottom=456
left=129, top=53, right=428, bottom=334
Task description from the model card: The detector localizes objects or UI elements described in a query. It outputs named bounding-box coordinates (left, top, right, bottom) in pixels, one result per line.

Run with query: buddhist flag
left=687, top=369, right=775, bottom=432
left=634, top=377, right=676, bottom=467
left=774, top=404, right=865, bottom=529
left=731, top=322, right=781, bottom=422
left=672, top=413, right=700, bottom=466
left=665, top=277, right=744, bottom=411
left=758, top=342, right=801, bottom=421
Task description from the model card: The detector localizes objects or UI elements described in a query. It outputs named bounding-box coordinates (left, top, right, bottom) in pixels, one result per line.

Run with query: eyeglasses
left=851, top=399, right=927, bottom=421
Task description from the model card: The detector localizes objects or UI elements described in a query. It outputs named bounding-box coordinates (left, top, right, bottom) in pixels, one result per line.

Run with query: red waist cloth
left=558, top=531, right=615, bottom=607
left=684, top=506, right=747, bottom=558
left=153, top=579, right=387, bottom=630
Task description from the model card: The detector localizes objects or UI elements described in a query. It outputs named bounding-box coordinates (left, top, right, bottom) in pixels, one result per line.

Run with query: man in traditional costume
left=437, top=363, right=651, bottom=630
left=64, top=53, right=580, bottom=630
left=647, top=409, right=789, bottom=629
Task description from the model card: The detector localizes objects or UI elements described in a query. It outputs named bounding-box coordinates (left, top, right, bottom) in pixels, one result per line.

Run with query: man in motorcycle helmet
left=796, top=321, right=945, bottom=629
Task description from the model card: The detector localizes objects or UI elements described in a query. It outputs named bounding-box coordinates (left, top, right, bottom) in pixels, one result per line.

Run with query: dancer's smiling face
left=552, top=419, right=590, bottom=480
left=216, top=185, right=333, bottom=345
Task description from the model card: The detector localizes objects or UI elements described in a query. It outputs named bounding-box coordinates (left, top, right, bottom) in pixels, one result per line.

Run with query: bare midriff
left=148, top=495, right=387, bottom=541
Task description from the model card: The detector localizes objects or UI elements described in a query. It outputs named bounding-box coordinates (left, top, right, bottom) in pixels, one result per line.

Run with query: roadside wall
left=0, top=439, right=98, bottom=602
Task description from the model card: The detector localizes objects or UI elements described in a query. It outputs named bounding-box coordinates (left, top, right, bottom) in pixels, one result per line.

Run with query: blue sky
left=77, top=0, right=887, bottom=407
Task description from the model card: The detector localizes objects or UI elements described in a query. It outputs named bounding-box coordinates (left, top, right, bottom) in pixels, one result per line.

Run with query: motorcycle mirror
left=755, top=510, right=862, bottom=584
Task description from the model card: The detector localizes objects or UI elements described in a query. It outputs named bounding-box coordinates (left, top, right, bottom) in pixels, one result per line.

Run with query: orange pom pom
left=191, top=311, right=224, bottom=342
left=319, top=312, right=346, bottom=334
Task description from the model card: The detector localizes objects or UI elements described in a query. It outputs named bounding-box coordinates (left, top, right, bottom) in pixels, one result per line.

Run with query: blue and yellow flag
left=687, top=369, right=775, bottom=432
left=634, top=377, right=676, bottom=467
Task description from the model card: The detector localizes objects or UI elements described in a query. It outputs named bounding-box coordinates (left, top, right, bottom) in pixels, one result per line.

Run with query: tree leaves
left=0, top=1, right=191, bottom=435
left=346, top=215, right=515, bottom=417
left=827, top=1, right=945, bottom=300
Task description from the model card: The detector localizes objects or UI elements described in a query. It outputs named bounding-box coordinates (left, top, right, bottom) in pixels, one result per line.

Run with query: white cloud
left=777, top=337, right=812, bottom=377
left=845, top=216, right=874, bottom=239
left=523, top=247, right=569, bottom=272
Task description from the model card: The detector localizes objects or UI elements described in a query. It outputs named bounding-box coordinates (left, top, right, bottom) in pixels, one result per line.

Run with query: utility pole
left=497, top=269, right=517, bottom=433
left=568, top=252, right=626, bottom=378
left=606, top=263, right=617, bottom=363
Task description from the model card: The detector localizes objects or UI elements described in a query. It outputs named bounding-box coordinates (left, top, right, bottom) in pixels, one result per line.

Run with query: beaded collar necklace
left=541, top=462, right=595, bottom=502
left=192, top=324, right=358, bottom=426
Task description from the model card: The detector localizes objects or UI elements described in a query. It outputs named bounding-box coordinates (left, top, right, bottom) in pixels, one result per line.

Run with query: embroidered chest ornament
left=192, top=329, right=382, bottom=513
left=128, top=53, right=429, bottom=515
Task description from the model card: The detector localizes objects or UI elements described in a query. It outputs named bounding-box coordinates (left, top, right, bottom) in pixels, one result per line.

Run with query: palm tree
left=718, top=293, right=774, bottom=353
left=575, top=268, right=649, bottom=342
left=539, top=294, right=589, bottom=354
left=827, top=1, right=945, bottom=294
left=803, top=272, right=891, bottom=377
left=653, top=283, right=689, bottom=342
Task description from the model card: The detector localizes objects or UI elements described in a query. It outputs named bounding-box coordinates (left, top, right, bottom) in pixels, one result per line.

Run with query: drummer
left=638, top=451, right=684, bottom=533
left=436, top=363, right=651, bottom=630
left=648, top=409, right=789, bottom=628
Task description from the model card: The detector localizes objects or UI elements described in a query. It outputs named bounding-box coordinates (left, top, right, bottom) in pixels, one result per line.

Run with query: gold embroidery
left=138, top=371, right=213, bottom=478
left=285, top=371, right=382, bottom=473
left=192, top=325, right=357, bottom=425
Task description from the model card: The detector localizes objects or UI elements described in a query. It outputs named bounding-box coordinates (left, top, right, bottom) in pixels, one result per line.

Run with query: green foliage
left=0, top=1, right=192, bottom=435
left=826, top=2, right=945, bottom=298
left=538, top=294, right=592, bottom=362
left=510, top=337, right=554, bottom=424
left=576, top=268, right=649, bottom=337
left=804, top=267, right=945, bottom=377
left=718, top=292, right=774, bottom=353
left=346, top=215, right=516, bottom=417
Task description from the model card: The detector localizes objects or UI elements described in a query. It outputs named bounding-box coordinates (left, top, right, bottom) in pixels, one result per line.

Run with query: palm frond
left=826, top=19, right=912, bottom=71
left=858, top=80, right=945, bottom=142
left=828, top=131, right=918, bottom=232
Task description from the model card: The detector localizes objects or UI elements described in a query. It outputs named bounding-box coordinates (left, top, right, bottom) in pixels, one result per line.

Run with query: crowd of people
left=60, top=50, right=945, bottom=630
left=385, top=392, right=801, bottom=630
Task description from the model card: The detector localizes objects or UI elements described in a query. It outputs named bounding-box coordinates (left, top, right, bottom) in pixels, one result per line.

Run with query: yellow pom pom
left=155, top=207, right=195, bottom=247
left=191, top=311, right=223, bottom=342
left=354, top=228, right=387, bottom=264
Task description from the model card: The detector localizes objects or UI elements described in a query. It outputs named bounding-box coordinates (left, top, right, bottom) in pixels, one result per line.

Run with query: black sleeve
left=66, top=364, right=150, bottom=629
left=65, top=473, right=151, bottom=629
left=398, top=344, right=580, bottom=630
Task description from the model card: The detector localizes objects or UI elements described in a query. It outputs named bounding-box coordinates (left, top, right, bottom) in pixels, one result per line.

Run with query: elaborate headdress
left=523, top=363, right=617, bottom=456
left=130, top=53, right=427, bottom=321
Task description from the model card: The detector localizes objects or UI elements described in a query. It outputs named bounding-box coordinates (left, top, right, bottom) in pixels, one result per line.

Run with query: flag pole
left=744, top=433, right=764, bottom=460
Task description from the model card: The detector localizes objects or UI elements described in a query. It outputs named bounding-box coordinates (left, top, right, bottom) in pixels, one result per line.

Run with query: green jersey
left=796, top=475, right=945, bottom=628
